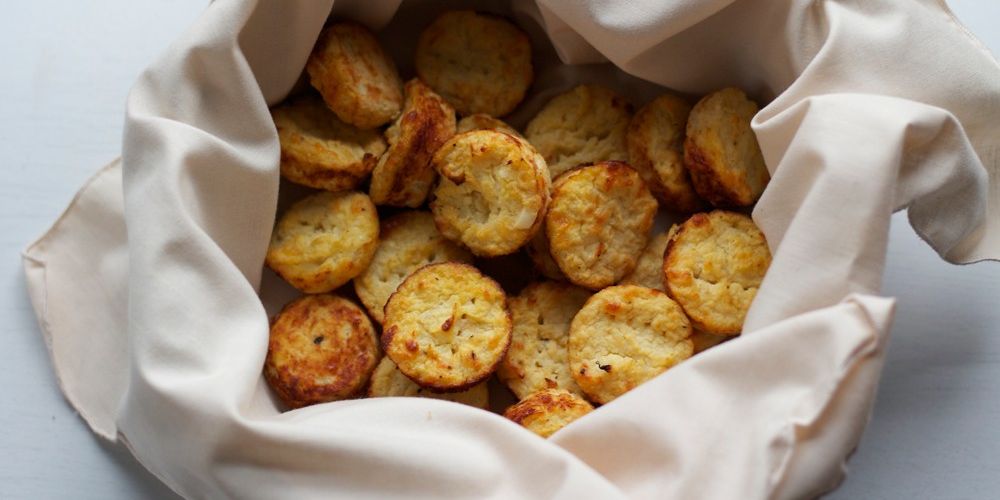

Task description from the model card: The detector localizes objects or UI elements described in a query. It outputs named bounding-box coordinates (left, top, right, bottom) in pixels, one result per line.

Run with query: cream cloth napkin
left=22, top=0, right=999, bottom=498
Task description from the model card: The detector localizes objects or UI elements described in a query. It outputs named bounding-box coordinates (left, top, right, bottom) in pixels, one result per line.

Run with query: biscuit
left=369, top=79, right=457, bottom=207
left=627, top=94, right=702, bottom=212
left=271, top=96, right=387, bottom=192
left=497, top=281, right=590, bottom=399
left=457, top=114, right=523, bottom=138
left=264, top=294, right=379, bottom=408
left=503, top=388, right=593, bottom=438
left=266, top=191, right=379, bottom=293
left=664, top=210, right=771, bottom=335
left=569, top=285, right=693, bottom=404
left=354, top=211, right=472, bottom=324
left=684, top=88, right=770, bottom=207
left=691, top=329, right=728, bottom=354
left=415, top=10, right=532, bottom=117
left=367, top=357, right=489, bottom=409
left=525, top=85, right=631, bottom=178
left=546, top=161, right=658, bottom=289
left=525, top=231, right=565, bottom=281
left=382, top=263, right=511, bottom=391
left=619, top=226, right=677, bottom=291
left=430, top=130, right=551, bottom=257
left=306, top=23, right=403, bottom=129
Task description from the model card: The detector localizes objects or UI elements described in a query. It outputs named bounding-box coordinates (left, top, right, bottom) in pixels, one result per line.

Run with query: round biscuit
left=525, top=230, right=565, bottom=281
left=266, top=191, right=379, bottom=294
left=415, top=11, right=532, bottom=117
left=271, top=95, right=387, bottom=192
left=354, top=211, right=473, bottom=324
left=627, top=94, right=703, bottom=212
left=664, top=210, right=771, bottom=335
left=430, top=130, right=551, bottom=257
left=306, top=23, right=403, bottom=129
left=497, top=281, right=590, bottom=399
left=619, top=227, right=676, bottom=291
left=545, top=161, right=658, bottom=290
left=503, top=388, right=593, bottom=438
left=684, top=88, right=770, bottom=207
left=264, top=294, right=379, bottom=408
left=457, top=114, right=523, bottom=138
left=569, top=285, right=693, bottom=404
left=382, top=262, right=512, bottom=391
left=369, top=79, right=457, bottom=207
left=524, top=85, right=631, bottom=178
left=367, top=357, right=489, bottom=409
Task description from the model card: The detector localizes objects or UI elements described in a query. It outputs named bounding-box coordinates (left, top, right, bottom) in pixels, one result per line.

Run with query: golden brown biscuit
left=306, top=23, right=403, bottom=129
left=619, top=226, right=676, bottom=291
left=415, top=11, right=532, bottom=117
left=569, top=285, right=693, bottom=404
left=497, top=281, right=590, bottom=399
left=354, top=211, right=473, bottom=324
left=545, top=161, right=658, bottom=289
left=525, top=85, right=631, bottom=178
left=382, top=263, right=511, bottom=391
left=367, top=357, right=489, bottom=409
left=504, top=389, right=593, bottom=438
left=266, top=191, right=379, bottom=293
left=369, top=79, right=457, bottom=207
left=271, top=96, right=387, bottom=192
left=264, top=294, right=379, bottom=408
left=627, top=94, right=702, bottom=212
left=691, top=329, right=729, bottom=354
left=684, top=88, right=770, bottom=207
left=430, top=130, right=551, bottom=257
left=664, top=210, right=771, bottom=335
left=457, top=114, right=523, bottom=138
left=525, top=231, right=565, bottom=281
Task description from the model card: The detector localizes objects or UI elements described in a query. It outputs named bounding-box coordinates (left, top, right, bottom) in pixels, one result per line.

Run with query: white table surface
left=2, top=1, right=998, bottom=498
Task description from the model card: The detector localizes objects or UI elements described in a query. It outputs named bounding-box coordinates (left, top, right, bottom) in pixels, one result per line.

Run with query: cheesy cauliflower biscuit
left=504, top=389, right=593, bottom=438
left=627, top=94, right=702, bottom=212
left=525, top=231, right=565, bottom=281
left=569, top=285, right=693, bottom=404
left=684, top=88, right=770, bottom=207
left=415, top=10, right=532, bottom=117
left=664, top=210, right=771, bottom=335
left=369, top=79, right=457, bottom=207
left=457, top=114, right=523, bottom=138
left=497, top=282, right=590, bottom=399
left=619, top=226, right=677, bottom=291
left=271, top=96, right=387, bottom=192
left=546, top=162, right=658, bottom=290
left=382, top=263, right=511, bottom=391
left=306, top=23, right=403, bottom=129
left=266, top=191, right=379, bottom=293
left=264, top=294, right=379, bottom=408
left=367, top=357, right=489, bottom=409
left=525, top=85, right=631, bottom=178
left=430, top=130, right=551, bottom=257
left=354, top=211, right=472, bottom=324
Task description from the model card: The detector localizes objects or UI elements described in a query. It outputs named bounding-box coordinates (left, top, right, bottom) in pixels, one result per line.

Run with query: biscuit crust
left=430, top=130, right=551, bottom=257
left=684, top=88, right=769, bottom=207
left=382, top=263, right=512, bottom=391
left=354, top=211, right=473, bottom=324
left=545, top=161, right=658, bottom=289
left=619, top=226, right=676, bottom=291
left=497, top=281, right=590, bottom=399
left=525, top=230, right=565, bottom=281
left=503, top=388, right=593, bottom=438
left=664, top=210, right=771, bottom=335
left=569, top=285, right=693, bottom=404
left=272, top=96, right=387, bottom=192
left=307, top=23, right=403, bottom=129
left=525, top=85, right=631, bottom=178
left=369, top=79, right=457, bottom=207
left=367, top=357, right=489, bottom=409
left=266, top=191, right=379, bottom=293
left=457, top=114, right=523, bottom=138
left=264, top=294, right=379, bottom=408
left=627, top=94, right=702, bottom=212
left=415, top=10, right=532, bottom=117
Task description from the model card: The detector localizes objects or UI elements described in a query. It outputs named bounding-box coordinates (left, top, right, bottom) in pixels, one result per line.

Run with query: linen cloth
left=22, top=0, right=1000, bottom=498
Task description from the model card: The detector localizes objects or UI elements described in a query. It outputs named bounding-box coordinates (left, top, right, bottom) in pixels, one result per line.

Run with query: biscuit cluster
left=262, top=10, right=773, bottom=439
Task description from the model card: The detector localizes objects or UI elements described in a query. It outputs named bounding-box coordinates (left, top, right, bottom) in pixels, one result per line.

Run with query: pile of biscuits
left=262, top=10, right=773, bottom=439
